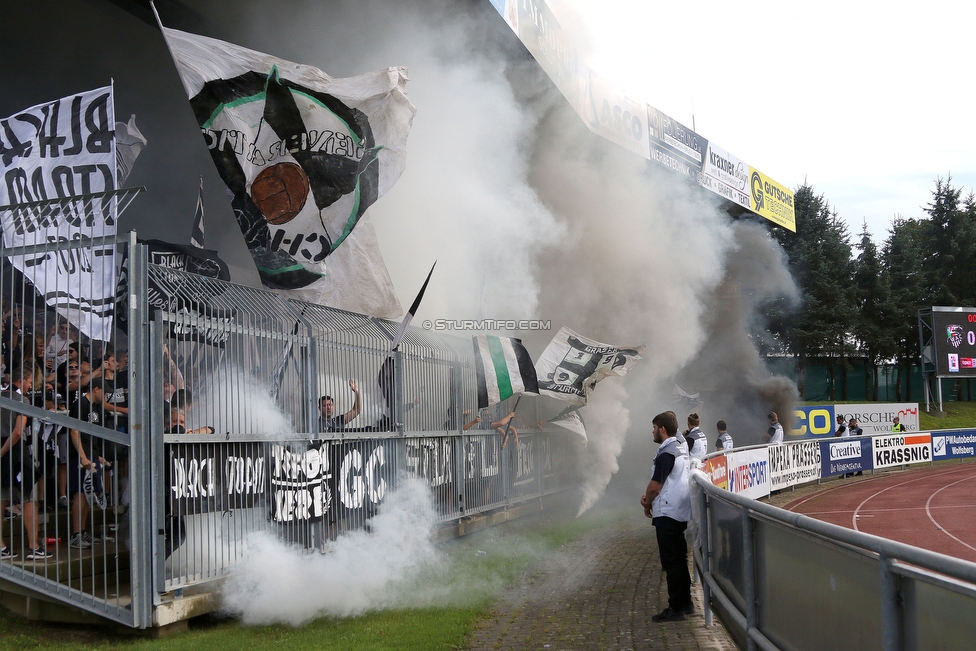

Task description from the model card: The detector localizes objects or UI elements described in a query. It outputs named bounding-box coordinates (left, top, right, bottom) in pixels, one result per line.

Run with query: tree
left=881, top=217, right=928, bottom=401
left=852, top=222, right=894, bottom=399
left=770, top=184, right=855, bottom=399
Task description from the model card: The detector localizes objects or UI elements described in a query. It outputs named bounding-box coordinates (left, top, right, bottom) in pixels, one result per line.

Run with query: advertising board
left=769, top=441, right=822, bottom=490
left=790, top=405, right=836, bottom=439
left=702, top=455, right=729, bottom=489
left=872, top=433, right=931, bottom=469
left=931, top=431, right=976, bottom=460
left=835, top=403, right=920, bottom=434
left=726, top=448, right=770, bottom=499
left=749, top=167, right=796, bottom=232
left=820, top=438, right=872, bottom=477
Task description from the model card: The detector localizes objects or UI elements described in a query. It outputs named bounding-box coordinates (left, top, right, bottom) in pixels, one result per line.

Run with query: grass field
left=0, top=501, right=623, bottom=651
left=917, top=400, right=976, bottom=430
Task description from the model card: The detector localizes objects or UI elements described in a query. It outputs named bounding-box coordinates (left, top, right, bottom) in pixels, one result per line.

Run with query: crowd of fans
left=0, top=296, right=129, bottom=559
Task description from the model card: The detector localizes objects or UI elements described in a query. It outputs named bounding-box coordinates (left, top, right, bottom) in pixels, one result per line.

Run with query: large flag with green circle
left=473, top=335, right=539, bottom=409
left=160, top=25, right=415, bottom=318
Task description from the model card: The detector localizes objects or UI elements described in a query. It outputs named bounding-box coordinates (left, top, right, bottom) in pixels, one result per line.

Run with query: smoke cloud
left=221, top=477, right=439, bottom=625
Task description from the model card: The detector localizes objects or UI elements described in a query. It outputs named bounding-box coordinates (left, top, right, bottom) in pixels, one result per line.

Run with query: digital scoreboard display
left=932, top=307, right=976, bottom=377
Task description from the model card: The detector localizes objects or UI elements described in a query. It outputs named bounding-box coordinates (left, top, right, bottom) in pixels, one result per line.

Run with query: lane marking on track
left=784, top=464, right=975, bottom=512
left=850, top=466, right=976, bottom=531
left=925, top=473, right=976, bottom=554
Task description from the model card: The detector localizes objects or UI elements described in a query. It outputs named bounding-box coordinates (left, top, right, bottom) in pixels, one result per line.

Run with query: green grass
left=918, top=401, right=976, bottom=430
left=0, top=503, right=626, bottom=651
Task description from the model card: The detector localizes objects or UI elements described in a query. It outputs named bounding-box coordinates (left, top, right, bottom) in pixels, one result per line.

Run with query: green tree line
left=765, top=176, right=976, bottom=401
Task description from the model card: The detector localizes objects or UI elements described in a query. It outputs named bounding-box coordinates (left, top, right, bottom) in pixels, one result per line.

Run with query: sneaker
left=683, top=602, right=696, bottom=615
left=58, top=496, right=69, bottom=509
left=0, top=546, right=16, bottom=559
left=69, top=533, right=92, bottom=549
left=80, top=531, right=95, bottom=545
left=25, top=547, right=52, bottom=561
left=651, top=607, right=687, bottom=623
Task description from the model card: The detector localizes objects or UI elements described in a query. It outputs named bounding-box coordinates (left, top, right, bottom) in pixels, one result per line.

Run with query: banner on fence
left=702, top=455, right=728, bottom=489
left=168, top=444, right=267, bottom=512
left=872, top=433, right=931, bottom=469
left=820, top=437, right=873, bottom=477
left=769, top=441, right=822, bottom=490
left=932, top=431, right=976, bottom=460
left=726, top=448, right=770, bottom=499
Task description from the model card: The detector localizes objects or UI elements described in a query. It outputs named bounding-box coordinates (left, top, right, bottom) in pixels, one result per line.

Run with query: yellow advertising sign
left=749, top=167, right=796, bottom=232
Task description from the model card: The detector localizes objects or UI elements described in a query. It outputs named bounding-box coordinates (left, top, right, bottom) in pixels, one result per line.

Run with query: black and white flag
left=190, top=176, right=205, bottom=249
left=534, top=326, right=643, bottom=406
left=0, top=86, right=118, bottom=340
left=159, top=23, right=415, bottom=318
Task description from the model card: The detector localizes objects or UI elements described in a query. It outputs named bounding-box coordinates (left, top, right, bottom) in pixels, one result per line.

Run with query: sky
left=550, top=0, right=976, bottom=243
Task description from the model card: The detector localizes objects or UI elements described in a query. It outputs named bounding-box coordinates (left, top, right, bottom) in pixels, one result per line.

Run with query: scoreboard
left=932, top=307, right=976, bottom=377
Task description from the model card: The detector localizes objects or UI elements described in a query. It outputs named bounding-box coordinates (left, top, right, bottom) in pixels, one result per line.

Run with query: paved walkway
left=468, top=513, right=736, bottom=651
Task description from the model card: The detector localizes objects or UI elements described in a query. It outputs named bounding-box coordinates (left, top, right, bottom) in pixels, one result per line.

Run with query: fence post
left=880, top=552, right=902, bottom=651
left=127, top=233, right=153, bottom=627
left=700, top=487, right=713, bottom=627
left=741, top=505, right=758, bottom=651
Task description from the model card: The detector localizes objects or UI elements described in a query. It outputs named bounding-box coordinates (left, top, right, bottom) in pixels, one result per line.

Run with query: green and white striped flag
left=473, top=335, right=539, bottom=409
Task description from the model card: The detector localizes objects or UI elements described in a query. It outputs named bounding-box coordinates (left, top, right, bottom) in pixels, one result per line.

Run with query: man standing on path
left=641, top=411, right=693, bottom=622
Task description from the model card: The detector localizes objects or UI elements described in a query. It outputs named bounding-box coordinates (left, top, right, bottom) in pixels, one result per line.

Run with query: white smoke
left=220, top=477, right=439, bottom=625
left=575, top=381, right=630, bottom=516
left=189, top=365, right=294, bottom=437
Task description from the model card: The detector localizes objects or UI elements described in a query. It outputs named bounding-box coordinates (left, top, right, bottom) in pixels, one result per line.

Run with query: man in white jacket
left=641, top=411, right=693, bottom=622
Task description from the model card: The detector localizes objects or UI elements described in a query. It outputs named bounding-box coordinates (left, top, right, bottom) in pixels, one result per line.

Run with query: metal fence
left=150, top=265, right=577, bottom=594
left=0, top=228, right=142, bottom=626
left=694, top=459, right=976, bottom=650
left=0, top=229, right=581, bottom=627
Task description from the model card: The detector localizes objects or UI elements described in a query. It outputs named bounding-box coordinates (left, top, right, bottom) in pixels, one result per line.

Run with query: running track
left=783, top=462, right=976, bottom=563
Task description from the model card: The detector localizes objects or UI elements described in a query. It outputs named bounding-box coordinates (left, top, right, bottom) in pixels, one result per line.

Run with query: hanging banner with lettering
left=647, top=107, right=705, bottom=183
left=0, top=86, right=117, bottom=340
left=269, top=439, right=393, bottom=525
left=168, top=443, right=268, bottom=512
left=749, top=167, right=796, bottom=232
left=485, top=0, right=796, bottom=232
left=580, top=72, right=649, bottom=160
left=769, top=441, right=822, bottom=491
left=726, top=448, right=770, bottom=499
left=701, top=142, right=750, bottom=210
left=872, top=433, right=931, bottom=469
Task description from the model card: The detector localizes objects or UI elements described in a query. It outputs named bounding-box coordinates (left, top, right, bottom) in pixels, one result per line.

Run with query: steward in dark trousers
left=641, top=410, right=693, bottom=622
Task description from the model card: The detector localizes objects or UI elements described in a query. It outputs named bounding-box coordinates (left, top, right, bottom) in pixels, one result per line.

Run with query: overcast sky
left=551, top=0, right=976, bottom=243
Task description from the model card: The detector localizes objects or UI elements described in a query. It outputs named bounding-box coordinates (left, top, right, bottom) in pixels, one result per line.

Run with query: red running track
left=783, top=462, right=976, bottom=563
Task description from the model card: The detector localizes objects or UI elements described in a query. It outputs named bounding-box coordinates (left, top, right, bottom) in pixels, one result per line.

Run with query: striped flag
left=473, top=335, right=539, bottom=409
